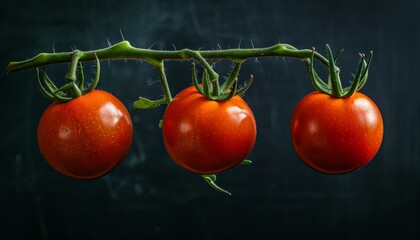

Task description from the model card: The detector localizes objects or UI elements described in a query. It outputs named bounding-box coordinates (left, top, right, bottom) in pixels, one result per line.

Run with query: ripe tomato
left=162, top=86, right=257, bottom=175
left=290, top=91, right=383, bottom=174
left=37, top=90, right=133, bottom=179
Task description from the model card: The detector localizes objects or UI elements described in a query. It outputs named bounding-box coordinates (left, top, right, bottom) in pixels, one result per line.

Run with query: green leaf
left=133, top=97, right=164, bottom=109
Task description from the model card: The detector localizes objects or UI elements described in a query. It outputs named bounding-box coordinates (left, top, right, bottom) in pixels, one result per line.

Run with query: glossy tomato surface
left=290, top=91, right=383, bottom=174
left=162, top=86, right=257, bottom=175
left=37, top=90, right=133, bottom=179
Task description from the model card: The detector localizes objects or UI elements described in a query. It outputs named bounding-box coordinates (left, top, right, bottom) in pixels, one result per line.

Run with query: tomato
left=37, top=90, right=133, bottom=179
left=290, top=91, right=383, bottom=174
left=162, top=86, right=257, bottom=175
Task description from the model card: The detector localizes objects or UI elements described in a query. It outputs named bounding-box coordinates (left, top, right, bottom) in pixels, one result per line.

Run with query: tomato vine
left=7, top=41, right=334, bottom=104
left=6, top=40, right=379, bottom=195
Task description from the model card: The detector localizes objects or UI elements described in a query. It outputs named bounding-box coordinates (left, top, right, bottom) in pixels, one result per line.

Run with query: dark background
left=1, top=0, right=419, bottom=239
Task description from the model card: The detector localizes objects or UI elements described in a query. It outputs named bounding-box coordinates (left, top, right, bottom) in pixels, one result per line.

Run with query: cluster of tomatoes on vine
left=34, top=45, right=383, bottom=195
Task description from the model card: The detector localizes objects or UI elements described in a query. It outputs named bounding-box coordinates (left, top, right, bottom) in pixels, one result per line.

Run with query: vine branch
left=7, top=41, right=330, bottom=74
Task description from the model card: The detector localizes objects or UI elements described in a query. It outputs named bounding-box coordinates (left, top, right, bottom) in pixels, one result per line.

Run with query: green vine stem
left=7, top=41, right=331, bottom=74
left=8, top=40, right=338, bottom=106
left=154, top=61, right=172, bottom=102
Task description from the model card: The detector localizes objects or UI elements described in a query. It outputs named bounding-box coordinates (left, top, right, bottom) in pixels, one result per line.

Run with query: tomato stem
left=65, top=51, right=81, bottom=82
left=65, top=51, right=83, bottom=98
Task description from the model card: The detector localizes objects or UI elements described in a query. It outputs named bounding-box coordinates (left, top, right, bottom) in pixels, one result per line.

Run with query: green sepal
left=191, top=62, right=204, bottom=95
left=42, top=70, right=60, bottom=94
left=52, top=82, right=80, bottom=102
left=357, top=59, right=368, bottom=91
left=307, top=49, right=331, bottom=95
left=133, top=97, right=166, bottom=109
left=201, top=175, right=232, bottom=196
left=68, top=81, right=82, bottom=97
left=36, top=68, right=55, bottom=101
left=235, top=75, right=254, bottom=96
left=334, top=49, right=344, bottom=63
left=221, top=62, right=241, bottom=93
left=241, top=159, right=252, bottom=165
left=214, top=78, right=238, bottom=101
left=34, top=53, right=101, bottom=103
left=342, top=53, right=366, bottom=97
left=76, top=62, right=85, bottom=90
left=326, top=44, right=343, bottom=97
left=81, top=54, right=100, bottom=94
left=307, top=46, right=373, bottom=98
left=202, top=70, right=216, bottom=100
left=36, top=69, right=73, bottom=102
left=356, top=51, right=373, bottom=91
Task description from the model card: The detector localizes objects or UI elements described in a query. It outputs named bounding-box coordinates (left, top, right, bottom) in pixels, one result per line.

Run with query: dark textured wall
left=1, top=0, right=419, bottom=239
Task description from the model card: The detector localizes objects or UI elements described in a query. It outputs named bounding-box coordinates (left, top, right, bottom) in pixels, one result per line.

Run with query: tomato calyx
left=191, top=61, right=254, bottom=101
left=306, top=45, right=373, bottom=98
left=36, top=51, right=100, bottom=102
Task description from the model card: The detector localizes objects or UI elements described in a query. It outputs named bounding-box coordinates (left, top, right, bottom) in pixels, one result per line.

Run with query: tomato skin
left=290, top=91, right=383, bottom=174
left=37, top=90, right=133, bottom=179
left=162, top=86, right=257, bottom=175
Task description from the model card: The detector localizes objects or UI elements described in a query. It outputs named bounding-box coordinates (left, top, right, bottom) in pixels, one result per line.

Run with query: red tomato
left=37, top=90, right=133, bottom=179
left=290, top=91, right=383, bottom=174
left=162, top=86, right=257, bottom=175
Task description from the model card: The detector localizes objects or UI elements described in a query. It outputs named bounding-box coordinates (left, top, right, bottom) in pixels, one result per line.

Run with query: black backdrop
left=1, top=0, right=419, bottom=239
